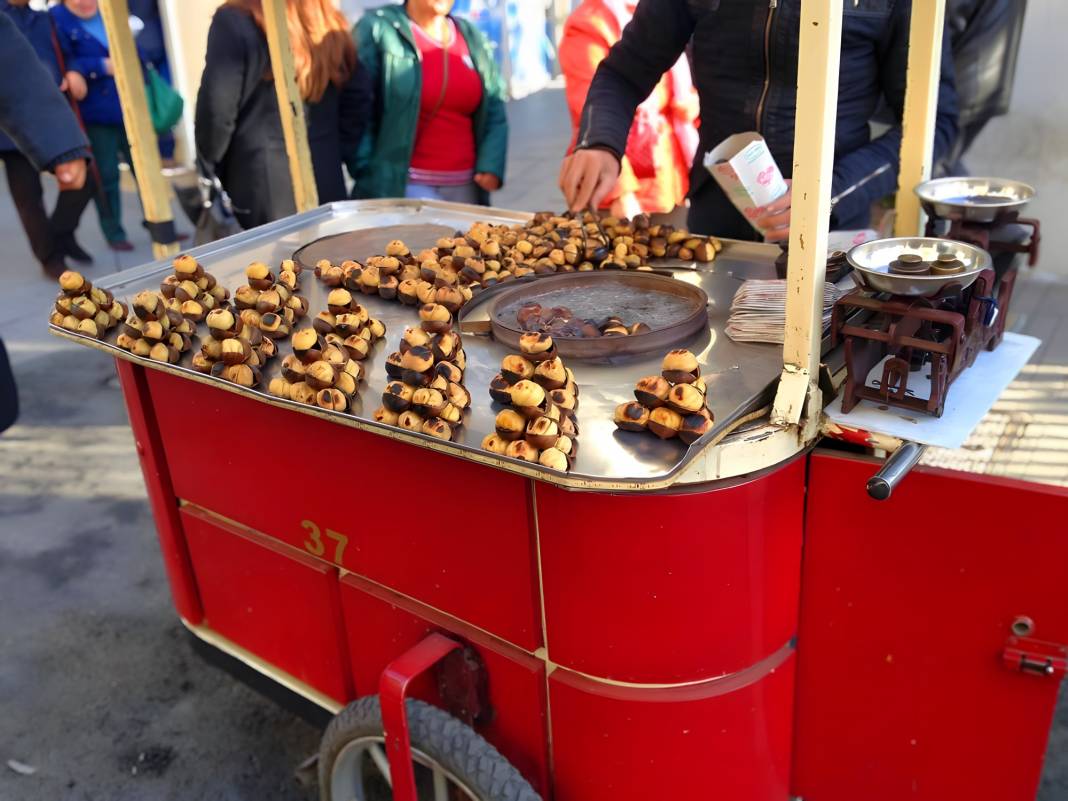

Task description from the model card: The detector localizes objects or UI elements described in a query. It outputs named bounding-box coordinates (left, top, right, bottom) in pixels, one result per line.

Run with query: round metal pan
left=485, top=271, right=709, bottom=361
left=847, top=237, right=992, bottom=297
left=914, top=176, right=1035, bottom=223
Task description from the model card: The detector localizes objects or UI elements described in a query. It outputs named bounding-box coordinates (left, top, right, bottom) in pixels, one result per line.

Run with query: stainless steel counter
left=50, top=199, right=786, bottom=491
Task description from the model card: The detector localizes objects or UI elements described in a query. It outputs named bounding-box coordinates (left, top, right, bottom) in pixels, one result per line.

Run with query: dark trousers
left=1, top=149, right=94, bottom=267
left=86, top=123, right=134, bottom=244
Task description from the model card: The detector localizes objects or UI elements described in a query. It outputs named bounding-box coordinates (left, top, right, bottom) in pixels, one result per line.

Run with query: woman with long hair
left=195, top=0, right=372, bottom=229
left=352, top=0, right=508, bottom=204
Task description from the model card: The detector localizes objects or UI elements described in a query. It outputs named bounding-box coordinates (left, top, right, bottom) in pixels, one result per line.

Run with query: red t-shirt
left=408, top=18, right=483, bottom=182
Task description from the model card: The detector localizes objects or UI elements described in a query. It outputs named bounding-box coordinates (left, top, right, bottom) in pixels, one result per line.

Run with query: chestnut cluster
left=614, top=349, right=714, bottom=444
left=482, top=333, right=579, bottom=472
left=266, top=324, right=369, bottom=412
left=50, top=270, right=126, bottom=340
left=159, top=254, right=229, bottom=322
left=233, top=259, right=310, bottom=341
left=313, top=239, right=475, bottom=315
left=373, top=303, right=472, bottom=442
left=115, top=288, right=195, bottom=363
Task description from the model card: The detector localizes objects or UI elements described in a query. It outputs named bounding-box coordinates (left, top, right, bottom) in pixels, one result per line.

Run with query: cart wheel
left=319, top=695, right=541, bottom=801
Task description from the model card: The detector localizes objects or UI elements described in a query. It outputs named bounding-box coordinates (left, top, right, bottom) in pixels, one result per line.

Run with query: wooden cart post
left=771, top=0, right=843, bottom=427
left=261, top=0, right=319, bottom=213
left=98, top=0, right=180, bottom=261
left=893, top=0, right=948, bottom=236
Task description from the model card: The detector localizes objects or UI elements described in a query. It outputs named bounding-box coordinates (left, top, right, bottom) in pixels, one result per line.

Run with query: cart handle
left=866, top=441, right=927, bottom=500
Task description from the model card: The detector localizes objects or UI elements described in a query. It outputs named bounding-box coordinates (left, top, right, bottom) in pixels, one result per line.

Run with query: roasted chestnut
left=446, top=382, right=471, bottom=410
left=438, top=402, right=463, bottom=425
left=316, top=387, right=348, bottom=412
left=495, top=408, right=526, bottom=441
left=526, top=416, right=560, bottom=450
left=481, top=433, right=509, bottom=454
left=246, top=261, right=274, bottom=290
left=206, top=308, right=241, bottom=340
left=312, top=311, right=336, bottom=336
left=384, top=351, right=405, bottom=379
left=398, top=410, right=425, bottom=432
left=398, top=278, right=420, bottom=305
left=333, top=370, right=358, bottom=398
left=59, top=270, right=90, bottom=296
left=342, top=335, right=370, bottom=360
left=509, top=379, right=546, bottom=412
left=661, top=349, right=700, bottom=384
left=382, top=381, right=414, bottom=412
left=519, top=332, right=555, bottom=362
left=679, top=410, right=714, bottom=445
left=489, top=373, right=513, bottom=405
left=400, top=345, right=434, bottom=375
left=538, top=447, right=569, bottom=471
left=501, top=354, right=535, bottom=384
left=505, top=440, right=540, bottom=463
left=220, top=337, right=252, bottom=365
left=647, top=406, right=683, bottom=439
left=667, top=382, right=705, bottom=414
left=419, top=303, right=452, bottom=334
left=268, top=377, right=292, bottom=399
left=373, top=406, right=400, bottom=426
left=327, top=288, right=354, bottom=315
left=533, top=357, right=567, bottom=391
left=614, top=401, right=649, bottom=432
left=411, top=387, right=446, bottom=416
left=173, top=254, right=203, bottom=281
left=304, top=360, right=337, bottom=391
left=281, top=354, right=306, bottom=383
left=401, top=326, right=431, bottom=352
left=292, top=327, right=324, bottom=363
left=191, top=352, right=214, bottom=373
left=289, top=381, right=317, bottom=405
left=548, top=388, right=577, bottom=413
left=421, top=418, right=452, bottom=441
left=434, top=360, right=464, bottom=384
left=378, top=275, right=399, bottom=300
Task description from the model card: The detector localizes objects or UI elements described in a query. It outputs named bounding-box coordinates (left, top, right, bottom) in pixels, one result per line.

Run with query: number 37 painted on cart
left=301, top=519, right=349, bottom=565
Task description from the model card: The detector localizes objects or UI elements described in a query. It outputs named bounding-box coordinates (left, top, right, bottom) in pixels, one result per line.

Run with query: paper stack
left=725, top=280, right=842, bottom=344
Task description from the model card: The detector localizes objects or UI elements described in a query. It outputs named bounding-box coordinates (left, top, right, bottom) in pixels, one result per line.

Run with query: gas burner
left=831, top=268, right=1015, bottom=417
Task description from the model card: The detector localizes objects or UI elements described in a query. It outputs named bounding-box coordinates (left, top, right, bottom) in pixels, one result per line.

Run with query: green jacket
left=351, top=4, right=508, bottom=200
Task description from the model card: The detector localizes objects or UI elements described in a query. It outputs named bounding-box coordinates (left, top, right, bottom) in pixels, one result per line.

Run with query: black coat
left=195, top=6, right=373, bottom=230
left=577, top=0, right=959, bottom=238
left=0, top=11, right=89, bottom=169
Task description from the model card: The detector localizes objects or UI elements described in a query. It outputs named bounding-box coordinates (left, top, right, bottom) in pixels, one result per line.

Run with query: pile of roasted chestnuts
left=373, top=303, right=472, bottom=441
left=50, top=270, right=126, bottom=340
left=159, top=254, right=229, bottom=322
left=482, top=332, right=579, bottom=471
left=115, top=288, right=195, bottom=364
left=613, top=349, right=714, bottom=444
left=233, top=259, right=310, bottom=341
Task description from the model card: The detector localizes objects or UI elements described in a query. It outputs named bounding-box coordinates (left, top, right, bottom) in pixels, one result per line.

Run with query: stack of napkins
left=725, top=280, right=841, bottom=344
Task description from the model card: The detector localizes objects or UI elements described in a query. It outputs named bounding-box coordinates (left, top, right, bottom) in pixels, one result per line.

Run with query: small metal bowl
left=915, top=176, right=1035, bottom=223
left=846, top=237, right=992, bottom=297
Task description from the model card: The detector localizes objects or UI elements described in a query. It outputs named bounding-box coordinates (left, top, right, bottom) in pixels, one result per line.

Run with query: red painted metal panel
left=145, top=370, right=542, bottom=651
left=338, top=575, right=551, bottom=798
left=181, top=506, right=353, bottom=703
left=114, top=360, right=203, bottom=624
left=549, top=650, right=796, bottom=801
left=794, top=451, right=1068, bottom=801
left=536, top=458, right=805, bottom=683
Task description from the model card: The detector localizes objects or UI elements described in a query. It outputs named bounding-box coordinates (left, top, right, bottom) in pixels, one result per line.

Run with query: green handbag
left=145, top=64, right=183, bottom=134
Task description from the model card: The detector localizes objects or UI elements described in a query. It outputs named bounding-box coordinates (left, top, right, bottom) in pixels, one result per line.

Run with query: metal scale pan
left=846, top=237, right=993, bottom=297
left=914, top=176, right=1035, bottom=223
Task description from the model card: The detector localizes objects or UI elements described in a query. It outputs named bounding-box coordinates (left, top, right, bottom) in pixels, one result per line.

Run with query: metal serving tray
left=49, top=199, right=785, bottom=491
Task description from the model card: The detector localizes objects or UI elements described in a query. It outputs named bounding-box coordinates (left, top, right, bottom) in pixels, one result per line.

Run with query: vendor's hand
left=104, top=58, right=114, bottom=76
left=62, top=70, right=88, bottom=101
left=559, top=148, right=620, bottom=213
left=55, top=159, right=87, bottom=191
left=754, top=179, right=792, bottom=244
left=474, top=172, right=501, bottom=192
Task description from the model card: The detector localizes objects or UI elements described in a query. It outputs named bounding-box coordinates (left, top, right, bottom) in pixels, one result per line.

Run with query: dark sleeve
left=0, top=14, right=89, bottom=171
left=338, top=59, right=373, bottom=178
left=574, top=0, right=696, bottom=159
left=830, top=1, right=959, bottom=226
left=194, top=8, right=250, bottom=172
left=349, top=15, right=382, bottom=184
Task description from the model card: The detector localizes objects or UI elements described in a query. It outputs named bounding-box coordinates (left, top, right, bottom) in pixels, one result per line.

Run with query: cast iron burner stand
left=832, top=268, right=1012, bottom=417
left=924, top=207, right=1041, bottom=270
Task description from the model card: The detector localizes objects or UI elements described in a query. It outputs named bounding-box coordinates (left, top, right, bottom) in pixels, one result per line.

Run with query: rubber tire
left=318, top=695, right=542, bottom=801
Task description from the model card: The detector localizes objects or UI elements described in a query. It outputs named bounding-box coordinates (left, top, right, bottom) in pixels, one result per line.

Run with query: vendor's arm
left=558, top=9, right=640, bottom=210
left=828, top=1, right=959, bottom=227
left=560, top=0, right=697, bottom=211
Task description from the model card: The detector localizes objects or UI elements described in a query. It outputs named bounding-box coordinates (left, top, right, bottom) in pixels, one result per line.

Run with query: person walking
left=352, top=0, right=508, bottom=204
left=559, top=0, right=699, bottom=219
left=0, top=0, right=94, bottom=275
left=51, top=0, right=146, bottom=252
left=195, top=0, right=373, bottom=230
